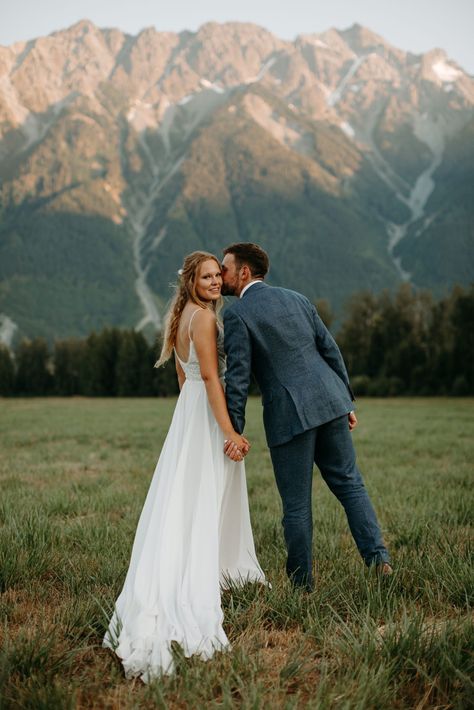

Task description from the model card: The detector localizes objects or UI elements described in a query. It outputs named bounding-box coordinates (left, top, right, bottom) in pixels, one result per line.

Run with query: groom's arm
left=310, top=303, right=355, bottom=401
left=223, top=308, right=252, bottom=434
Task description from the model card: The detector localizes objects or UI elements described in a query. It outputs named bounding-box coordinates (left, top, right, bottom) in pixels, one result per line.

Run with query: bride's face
left=195, top=259, right=223, bottom=302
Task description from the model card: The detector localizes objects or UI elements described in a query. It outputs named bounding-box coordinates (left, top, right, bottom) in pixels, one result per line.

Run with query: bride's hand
left=223, top=433, right=250, bottom=461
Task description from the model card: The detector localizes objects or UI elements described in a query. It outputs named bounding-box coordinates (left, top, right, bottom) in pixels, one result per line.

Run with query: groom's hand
left=224, top=440, right=243, bottom=461
left=240, top=436, right=251, bottom=455
left=348, top=411, right=357, bottom=431
left=224, top=435, right=251, bottom=460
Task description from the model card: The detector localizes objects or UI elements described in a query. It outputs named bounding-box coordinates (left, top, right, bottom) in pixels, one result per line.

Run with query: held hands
left=224, top=415, right=355, bottom=460
left=348, top=411, right=358, bottom=431
left=223, top=433, right=251, bottom=461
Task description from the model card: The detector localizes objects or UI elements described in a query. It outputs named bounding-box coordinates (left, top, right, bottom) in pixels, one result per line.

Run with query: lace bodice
left=175, top=319, right=226, bottom=382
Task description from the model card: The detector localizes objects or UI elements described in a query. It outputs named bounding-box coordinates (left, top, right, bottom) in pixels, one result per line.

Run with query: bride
left=103, top=251, right=266, bottom=681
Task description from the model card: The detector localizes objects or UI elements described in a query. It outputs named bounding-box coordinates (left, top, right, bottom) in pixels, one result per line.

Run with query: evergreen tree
left=116, top=331, right=138, bottom=396
left=337, top=291, right=379, bottom=376
left=54, top=339, right=84, bottom=395
left=15, top=338, right=53, bottom=395
left=134, top=332, right=155, bottom=396
left=80, top=328, right=122, bottom=396
left=338, top=283, right=474, bottom=396
left=451, top=284, right=474, bottom=394
left=0, top=345, right=15, bottom=395
left=115, top=330, right=156, bottom=396
left=380, top=285, right=432, bottom=393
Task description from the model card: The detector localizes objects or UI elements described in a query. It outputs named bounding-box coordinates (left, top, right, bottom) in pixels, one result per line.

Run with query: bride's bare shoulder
left=189, top=307, right=217, bottom=339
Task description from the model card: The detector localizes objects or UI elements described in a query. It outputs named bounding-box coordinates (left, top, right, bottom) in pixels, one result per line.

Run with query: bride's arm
left=192, top=309, right=249, bottom=456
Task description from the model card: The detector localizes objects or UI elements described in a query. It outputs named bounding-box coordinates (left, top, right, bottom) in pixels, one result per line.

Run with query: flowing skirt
left=103, top=379, right=265, bottom=681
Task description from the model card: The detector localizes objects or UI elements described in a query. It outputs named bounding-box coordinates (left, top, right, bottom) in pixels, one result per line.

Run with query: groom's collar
left=240, top=280, right=266, bottom=298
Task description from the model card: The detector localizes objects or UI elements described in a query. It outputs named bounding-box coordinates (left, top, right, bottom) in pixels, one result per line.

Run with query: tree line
left=336, top=283, right=474, bottom=396
left=0, top=330, right=178, bottom=397
left=0, top=283, right=473, bottom=397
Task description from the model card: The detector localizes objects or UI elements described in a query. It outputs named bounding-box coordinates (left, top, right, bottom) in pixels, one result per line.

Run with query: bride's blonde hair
left=155, top=251, right=223, bottom=367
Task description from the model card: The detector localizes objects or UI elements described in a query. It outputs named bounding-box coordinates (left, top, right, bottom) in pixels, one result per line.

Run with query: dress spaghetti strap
left=188, top=308, right=202, bottom=341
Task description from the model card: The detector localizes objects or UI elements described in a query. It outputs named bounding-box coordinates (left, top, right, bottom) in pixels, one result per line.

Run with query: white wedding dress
left=103, top=318, right=265, bottom=681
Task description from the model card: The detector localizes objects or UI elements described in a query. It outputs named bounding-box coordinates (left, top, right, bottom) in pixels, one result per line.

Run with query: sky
left=1, top=0, right=473, bottom=73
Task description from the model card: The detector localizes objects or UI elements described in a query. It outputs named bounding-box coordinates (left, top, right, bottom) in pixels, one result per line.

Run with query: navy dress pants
left=269, top=414, right=390, bottom=590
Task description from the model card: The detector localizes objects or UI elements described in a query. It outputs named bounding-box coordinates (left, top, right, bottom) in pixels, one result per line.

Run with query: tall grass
left=0, top=397, right=473, bottom=708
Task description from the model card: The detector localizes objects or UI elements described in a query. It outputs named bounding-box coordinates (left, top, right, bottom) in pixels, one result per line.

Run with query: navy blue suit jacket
left=223, top=282, right=354, bottom=447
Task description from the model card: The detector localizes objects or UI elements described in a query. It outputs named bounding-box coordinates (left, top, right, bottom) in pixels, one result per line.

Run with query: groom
left=221, top=242, right=391, bottom=590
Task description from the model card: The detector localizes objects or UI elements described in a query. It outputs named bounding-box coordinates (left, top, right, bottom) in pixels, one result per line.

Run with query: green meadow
left=0, top=397, right=473, bottom=709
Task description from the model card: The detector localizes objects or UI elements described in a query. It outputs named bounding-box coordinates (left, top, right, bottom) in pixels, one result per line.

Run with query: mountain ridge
left=0, top=20, right=473, bottom=345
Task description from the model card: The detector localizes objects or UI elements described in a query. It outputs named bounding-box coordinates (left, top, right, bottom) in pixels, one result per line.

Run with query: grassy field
left=0, top=397, right=473, bottom=709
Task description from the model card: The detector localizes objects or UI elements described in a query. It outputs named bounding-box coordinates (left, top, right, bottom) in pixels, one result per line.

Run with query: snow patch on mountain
left=300, top=37, right=330, bottom=49
left=413, top=112, right=448, bottom=155
left=327, top=55, right=368, bottom=106
left=200, top=78, right=225, bottom=93
left=244, top=56, right=276, bottom=84
left=432, top=59, right=462, bottom=83
left=103, top=181, right=124, bottom=208
left=156, top=86, right=231, bottom=153
left=340, top=121, right=355, bottom=137
left=243, top=94, right=313, bottom=156
left=126, top=100, right=157, bottom=133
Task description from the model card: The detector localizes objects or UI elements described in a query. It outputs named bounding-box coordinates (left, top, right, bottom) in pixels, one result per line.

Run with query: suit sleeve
left=310, top=304, right=355, bottom=401
left=223, top=307, right=252, bottom=434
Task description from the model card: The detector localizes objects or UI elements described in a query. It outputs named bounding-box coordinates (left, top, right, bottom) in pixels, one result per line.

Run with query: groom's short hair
left=223, top=243, right=269, bottom=278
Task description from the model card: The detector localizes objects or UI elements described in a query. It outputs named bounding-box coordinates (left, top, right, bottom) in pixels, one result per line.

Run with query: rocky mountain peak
left=308, top=28, right=355, bottom=57
left=419, top=49, right=462, bottom=83
left=0, top=20, right=472, bottom=345
left=339, top=23, right=407, bottom=66
left=340, top=23, right=386, bottom=49
left=56, top=18, right=99, bottom=38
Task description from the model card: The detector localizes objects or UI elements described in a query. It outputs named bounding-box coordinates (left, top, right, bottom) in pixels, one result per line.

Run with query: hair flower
left=177, top=268, right=183, bottom=276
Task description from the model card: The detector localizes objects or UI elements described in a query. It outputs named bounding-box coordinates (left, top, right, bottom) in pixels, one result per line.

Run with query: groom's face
left=221, top=253, right=242, bottom=296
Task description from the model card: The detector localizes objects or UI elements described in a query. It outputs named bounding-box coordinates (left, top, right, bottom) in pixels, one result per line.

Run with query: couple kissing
left=103, top=242, right=392, bottom=681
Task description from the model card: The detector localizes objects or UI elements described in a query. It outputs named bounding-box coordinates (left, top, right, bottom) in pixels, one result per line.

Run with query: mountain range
left=0, top=20, right=473, bottom=344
